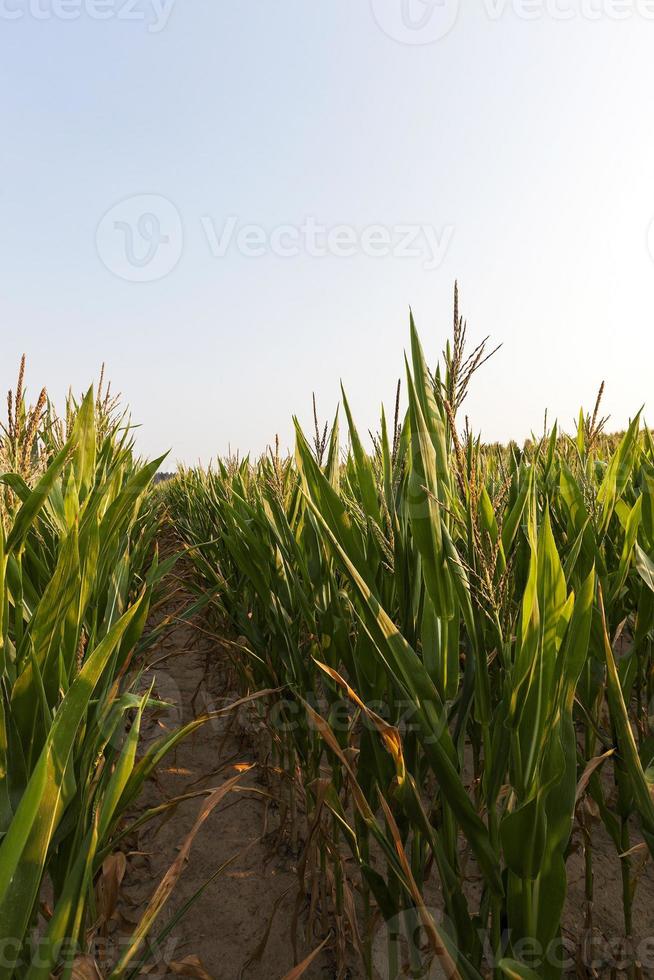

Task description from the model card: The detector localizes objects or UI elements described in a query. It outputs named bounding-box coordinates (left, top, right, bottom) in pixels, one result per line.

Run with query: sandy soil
left=115, top=596, right=340, bottom=979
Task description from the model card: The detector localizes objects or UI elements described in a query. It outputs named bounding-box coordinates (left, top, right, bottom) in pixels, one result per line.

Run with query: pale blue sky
left=2, top=1, right=654, bottom=464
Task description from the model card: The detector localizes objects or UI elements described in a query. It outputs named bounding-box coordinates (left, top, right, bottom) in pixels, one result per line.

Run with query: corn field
left=165, top=294, right=654, bottom=979
left=2, top=290, right=654, bottom=979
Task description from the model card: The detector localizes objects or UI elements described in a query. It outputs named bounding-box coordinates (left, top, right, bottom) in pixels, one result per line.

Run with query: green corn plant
left=0, top=373, right=216, bottom=978
left=166, top=291, right=654, bottom=979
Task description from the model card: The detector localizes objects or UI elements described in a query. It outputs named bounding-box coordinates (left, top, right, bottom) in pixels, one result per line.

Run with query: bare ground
left=115, top=600, right=340, bottom=980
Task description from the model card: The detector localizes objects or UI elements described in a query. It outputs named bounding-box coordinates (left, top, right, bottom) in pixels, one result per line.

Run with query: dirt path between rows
left=116, top=584, right=337, bottom=980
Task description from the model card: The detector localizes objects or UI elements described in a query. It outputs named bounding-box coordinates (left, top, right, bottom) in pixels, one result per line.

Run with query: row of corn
left=0, top=369, right=202, bottom=978
left=167, top=296, right=654, bottom=979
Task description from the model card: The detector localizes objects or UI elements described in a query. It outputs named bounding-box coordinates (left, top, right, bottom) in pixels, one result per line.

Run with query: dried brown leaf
left=167, top=955, right=213, bottom=980
left=280, top=935, right=330, bottom=980
left=71, top=956, right=103, bottom=980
